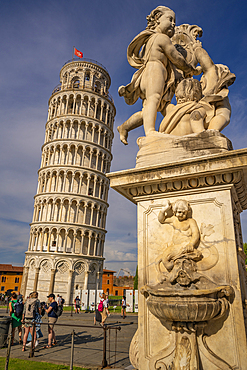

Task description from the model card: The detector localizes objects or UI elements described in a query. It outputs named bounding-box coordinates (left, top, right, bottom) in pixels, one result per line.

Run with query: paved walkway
left=0, top=309, right=137, bottom=369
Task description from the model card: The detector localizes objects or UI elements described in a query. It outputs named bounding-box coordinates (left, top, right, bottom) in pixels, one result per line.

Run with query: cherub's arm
left=193, top=43, right=218, bottom=95
left=160, top=35, right=196, bottom=75
left=158, top=200, right=173, bottom=224
left=187, top=219, right=200, bottom=250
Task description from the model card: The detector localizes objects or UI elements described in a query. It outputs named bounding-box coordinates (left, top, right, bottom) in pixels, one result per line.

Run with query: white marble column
left=66, top=269, right=74, bottom=304
left=48, top=268, right=56, bottom=295
left=33, top=267, right=40, bottom=292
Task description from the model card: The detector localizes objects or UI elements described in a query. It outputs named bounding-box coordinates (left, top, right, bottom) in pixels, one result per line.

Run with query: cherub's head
left=147, top=6, right=175, bottom=38
left=173, top=199, right=190, bottom=221
left=175, top=78, right=202, bottom=104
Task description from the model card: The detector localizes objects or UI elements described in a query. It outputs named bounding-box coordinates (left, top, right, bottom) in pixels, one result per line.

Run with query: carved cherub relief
left=156, top=199, right=218, bottom=286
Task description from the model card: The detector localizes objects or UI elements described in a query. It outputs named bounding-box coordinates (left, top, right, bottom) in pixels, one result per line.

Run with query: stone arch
left=82, top=96, right=88, bottom=116
left=57, top=228, right=66, bottom=252
left=50, top=228, right=58, bottom=251
left=28, top=258, right=37, bottom=269
left=67, top=94, right=74, bottom=114
left=71, top=76, right=80, bottom=89
left=94, top=80, right=101, bottom=94
left=73, top=171, right=81, bottom=193
left=73, top=260, right=86, bottom=273
left=89, top=232, right=96, bottom=256
left=82, top=230, right=89, bottom=255
left=39, top=258, right=53, bottom=271
left=74, top=230, right=82, bottom=254
left=78, top=201, right=85, bottom=224
left=61, top=198, right=69, bottom=222
left=79, top=120, right=86, bottom=139
left=66, top=229, right=74, bottom=252
left=84, top=70, right=90, bottom=82
left=70, top=200, right=78, bottom=223
left=55, top=259, right=71, bottom=272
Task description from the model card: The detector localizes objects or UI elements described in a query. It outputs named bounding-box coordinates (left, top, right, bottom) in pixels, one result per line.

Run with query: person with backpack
left=43, top=293, right=58, bottom=348
left=61, top=296, right=65, bottom=306
left=74, top=296, right=81, bottom=314
left=9, top=292, right=23, bottom=345
left=22, top=291, right=41, bottom=351
left=94, top=293, right=108, bottom=327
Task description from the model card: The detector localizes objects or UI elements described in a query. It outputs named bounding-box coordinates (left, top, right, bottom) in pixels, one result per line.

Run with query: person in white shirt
left=121, top=296, right=126, bottom=319
left=57, top=295, right=62, bottom=306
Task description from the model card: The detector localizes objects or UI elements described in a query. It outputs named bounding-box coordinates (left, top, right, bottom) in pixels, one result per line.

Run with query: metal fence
left=3, top=319, right=121, bottom=370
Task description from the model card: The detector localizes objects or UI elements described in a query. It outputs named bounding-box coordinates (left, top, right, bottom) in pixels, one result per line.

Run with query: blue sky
left=0, top=0, right=247, bottom=275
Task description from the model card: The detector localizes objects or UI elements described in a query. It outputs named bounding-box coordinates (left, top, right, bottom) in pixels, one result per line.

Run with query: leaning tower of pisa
left=21, top=58, right=115, bottom=303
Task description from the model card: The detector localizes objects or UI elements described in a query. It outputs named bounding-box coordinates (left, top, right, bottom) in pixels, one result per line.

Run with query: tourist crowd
left=8, top=291, right=128, bottom=349
left=8, top=291, right=64, bottom=350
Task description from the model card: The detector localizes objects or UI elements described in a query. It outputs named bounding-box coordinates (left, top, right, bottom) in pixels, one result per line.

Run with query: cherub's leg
left=208, top=114, right=230, bottom=131
left=142, top=94, right=162, bottom=135
left=117, top=111, right=143, bottom=145
left=208, top=100, right=231, bottom=131
left=190, top=110, right=205, bottom=133
left=140, top=63, right=166, bottom=136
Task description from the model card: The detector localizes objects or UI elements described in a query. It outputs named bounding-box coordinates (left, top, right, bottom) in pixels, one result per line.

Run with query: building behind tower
left=20, top=58, right=116, bottom=303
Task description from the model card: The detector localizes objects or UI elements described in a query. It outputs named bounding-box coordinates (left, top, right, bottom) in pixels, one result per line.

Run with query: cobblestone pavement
left=0, top=309, right=137, bottom=369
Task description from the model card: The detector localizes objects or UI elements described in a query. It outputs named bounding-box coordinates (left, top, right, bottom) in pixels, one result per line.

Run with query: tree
left=134, top=266, right=138, bottom=290
left=243, top=243, right=247, bottom=265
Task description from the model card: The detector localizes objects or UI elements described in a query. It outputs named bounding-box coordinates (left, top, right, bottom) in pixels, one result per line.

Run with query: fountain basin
left=143, top=285, right=233, bottom=323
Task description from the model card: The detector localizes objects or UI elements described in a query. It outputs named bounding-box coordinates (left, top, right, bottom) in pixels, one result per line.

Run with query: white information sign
left=81, top=290, right=88, bottom=310
left=134, top=290, right=138, bottom=312
left=89, top=290, right=96, bottom=311
left=74, top=289, right=81, bottom=298
left=126, top=290, right=133, bottom=312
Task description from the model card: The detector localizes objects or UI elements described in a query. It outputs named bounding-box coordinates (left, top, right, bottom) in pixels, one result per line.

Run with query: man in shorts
left=44, top=294, right=58, bottom=348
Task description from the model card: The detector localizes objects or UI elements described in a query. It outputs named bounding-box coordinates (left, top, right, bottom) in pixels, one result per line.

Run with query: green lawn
left=108, top=306, right=121, bottom=313
left=108, top=295, right=123, bottom=299
left=0, top=357, right=90, bottom=369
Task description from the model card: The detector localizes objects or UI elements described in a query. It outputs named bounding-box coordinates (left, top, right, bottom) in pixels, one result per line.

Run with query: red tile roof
left=0, top=264, right=23, bottom=273
left=103, top=269, right=116, bottom=273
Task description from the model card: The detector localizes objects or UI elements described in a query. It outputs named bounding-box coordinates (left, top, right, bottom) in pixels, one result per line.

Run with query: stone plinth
left=107, top=148, right=247, bottom=370
left=136, top=130, right=233, bottom=168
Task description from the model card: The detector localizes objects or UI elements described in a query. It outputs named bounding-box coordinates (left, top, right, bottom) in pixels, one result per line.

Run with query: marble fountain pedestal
left=108, top=133, right=247, bottom=369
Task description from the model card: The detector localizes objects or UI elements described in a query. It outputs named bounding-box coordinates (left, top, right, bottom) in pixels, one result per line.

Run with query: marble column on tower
left=66, top=270, right=74, bottom=305
left=83, top=270, right=89, bottom=290
left=20, top=266, right=29, bottom=297
left=48, top=268, right=56, bottom=295
left=33, top=267, right=40, bottom=292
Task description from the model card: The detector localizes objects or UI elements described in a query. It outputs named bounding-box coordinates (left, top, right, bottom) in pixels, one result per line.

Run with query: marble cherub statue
left=118, top=9, right=236, bottom=144
left=157, top=199, right=202, bottom=275
left=159, top=64, right=235, bottom=135
left=117, top=6, right=200, bottom=145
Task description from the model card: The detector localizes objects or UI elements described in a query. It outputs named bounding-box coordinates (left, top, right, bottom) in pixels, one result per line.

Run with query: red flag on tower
left=74, top=47, right=83, bottom=58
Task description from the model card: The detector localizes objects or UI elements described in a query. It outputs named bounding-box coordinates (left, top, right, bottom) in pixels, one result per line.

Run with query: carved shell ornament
left=172, top=24, right=203, bottom=69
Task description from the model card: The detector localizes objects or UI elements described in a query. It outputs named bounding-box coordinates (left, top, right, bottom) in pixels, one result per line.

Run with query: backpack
left=24, top=298, right=37, bottom=319
left=56, top=305, right=63, bottom=317
left=98, top=300, right=103, bottom=312
left=61, top=298, right=65, bottom=305
left=13, top=299, right=24, bottom=318
left=51, top=302, right=62, bottom=317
